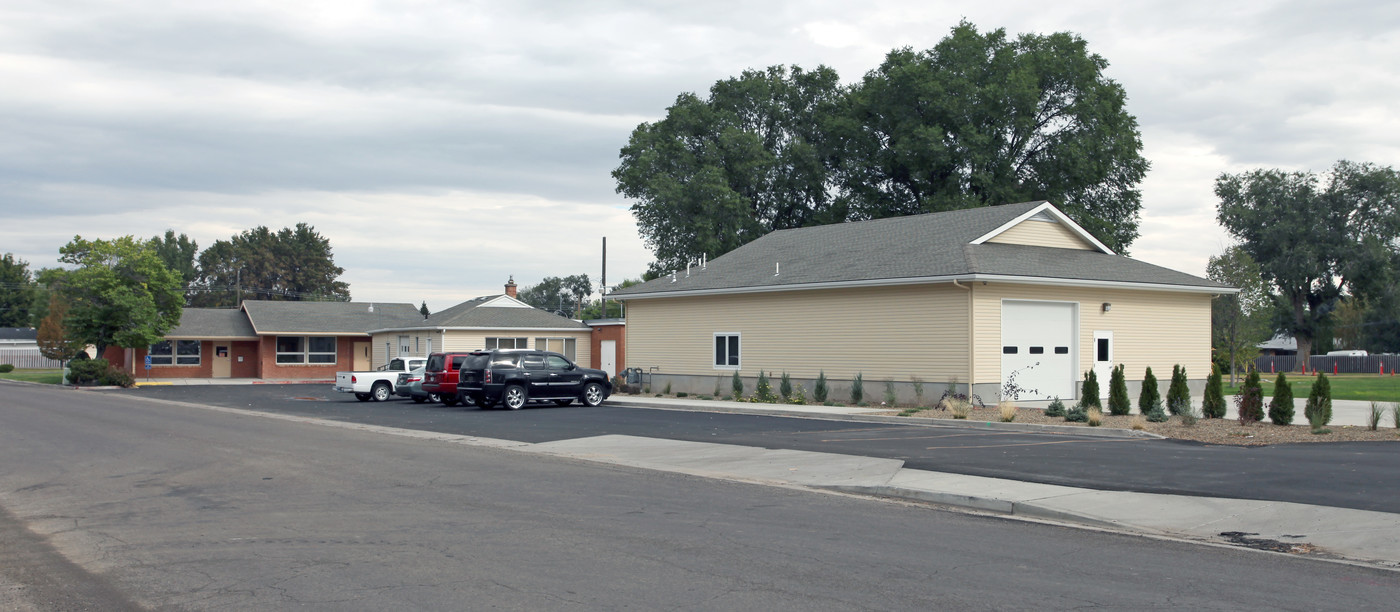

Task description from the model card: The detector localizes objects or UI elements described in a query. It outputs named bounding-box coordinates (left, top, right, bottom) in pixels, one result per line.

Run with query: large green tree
left=840, top=22, right=1149, bottom=251
left=0, top=253, right=37, bottom=327
left=1206, top=246, right=1272, bottom=384
left=150, top=229, right=199, bottom=292
left=1216, top=160, right=1400, bottom=369
left=615, top=65, right=845, bottom=275
left=54, top=235, right=185, bottom=355
left=192, top=223, right=350, bottom=307
left=518, top=275, right=593, bottom=316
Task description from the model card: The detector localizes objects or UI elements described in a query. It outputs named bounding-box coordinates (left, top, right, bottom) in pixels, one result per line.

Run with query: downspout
left=952, top=279, right=973, bottom=395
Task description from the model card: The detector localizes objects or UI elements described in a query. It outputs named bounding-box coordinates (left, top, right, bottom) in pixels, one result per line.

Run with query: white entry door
left=601, top=340, right=617, bottom=377
left=1001, top=301, right=1077, bottom=401
left=1093, top=331, right=1114, bottom=400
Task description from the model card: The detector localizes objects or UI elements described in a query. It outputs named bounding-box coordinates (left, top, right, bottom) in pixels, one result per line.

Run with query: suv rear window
left=464, top=354, right=492, bottom=370
left=425, top=354, right=445, bottom=371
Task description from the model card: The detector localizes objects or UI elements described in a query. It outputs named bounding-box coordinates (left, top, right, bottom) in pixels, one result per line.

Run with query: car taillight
left=351, top=375, right=357, bottom=383
left=484, top=370, right=492, bottom=384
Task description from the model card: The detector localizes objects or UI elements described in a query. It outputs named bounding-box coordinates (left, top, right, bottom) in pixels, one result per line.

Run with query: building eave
left=613, top=274, right=1236, bottom=300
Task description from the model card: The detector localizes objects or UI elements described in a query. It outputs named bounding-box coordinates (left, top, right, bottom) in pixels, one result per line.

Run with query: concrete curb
left=611, top=398, right=1165, bottom=440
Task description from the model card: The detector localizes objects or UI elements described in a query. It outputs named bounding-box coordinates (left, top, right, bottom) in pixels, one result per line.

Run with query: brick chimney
left=505, top=276, right=518, bottom=299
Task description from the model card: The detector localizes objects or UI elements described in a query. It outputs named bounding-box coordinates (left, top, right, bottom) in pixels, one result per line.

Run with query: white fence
left=0, top=348, right=64, bottom=369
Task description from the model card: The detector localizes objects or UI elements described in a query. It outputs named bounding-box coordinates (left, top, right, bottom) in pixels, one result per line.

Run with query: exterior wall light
left=1102, top=302, right=1112, bottom=312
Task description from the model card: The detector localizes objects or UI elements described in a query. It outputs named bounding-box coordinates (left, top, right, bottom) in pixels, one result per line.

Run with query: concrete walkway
left=133, top=377, right=333, bottom=386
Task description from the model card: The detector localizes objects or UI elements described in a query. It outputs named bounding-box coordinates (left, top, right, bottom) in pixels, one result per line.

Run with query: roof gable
left=970, top=202, right=1112, bottom=253
left=377, top=294, right=587, bottom=331
left=166, top=308, right=258, bottom=339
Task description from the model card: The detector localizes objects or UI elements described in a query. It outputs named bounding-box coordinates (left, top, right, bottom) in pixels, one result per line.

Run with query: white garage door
left=1001, top=301, right=1076, bottom=401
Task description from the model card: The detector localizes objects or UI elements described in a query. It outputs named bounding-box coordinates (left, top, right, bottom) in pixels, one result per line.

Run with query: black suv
left=456, top=350, right=612, bottom=410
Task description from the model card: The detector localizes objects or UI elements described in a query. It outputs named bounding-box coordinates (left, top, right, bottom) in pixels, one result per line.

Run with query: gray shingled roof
left=165, top=309, right=258, bottom=339
left=0, top=327, right=37, bottom=341
left=242, top=301, right=422, bottom=335
left=382, top=295, right=587, bottom=331
left=610, top=201, right=1227, bottom=297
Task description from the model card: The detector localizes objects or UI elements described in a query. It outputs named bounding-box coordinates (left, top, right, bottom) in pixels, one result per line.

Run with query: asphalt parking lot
left=99, top=383, right=1400, bottom=513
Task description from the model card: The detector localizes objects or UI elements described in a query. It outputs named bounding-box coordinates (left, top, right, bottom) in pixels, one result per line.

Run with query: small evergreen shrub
left=1138, top=367, right=1160, bottom=415
left=1144, top=400, right=1169, bottom=423
left=1268, top=373, right=1294, bottom=425
left=731, top=371, right=744, bottom=400
left=1166, top=365, right=1191, bottom=416
left=1045, top=397, right=1066, bottom=417
left=851, top=373, right=864, bottom=404
left=883, top=380, right=897, bottom=406
left=0, top=364, right=13, bottom=373
left=814, top=371, right=829, bottom=404
left=1235, top=369, right=1264, bottom=425
left=1108, top=364, right=1130, bottom=416
left=676, top=392, right=688, bottom=398
left=1064, top=403, right=1088, bottom=422
left=1202, top=368, right=1226, bottom=419
left=1080, top=370, right=1101, bottom=410
left=779, top=372, right=792, bottom=400
left=1304, top=373, right=1333, bottom=426
left=755, top=371, right=779, bottom=403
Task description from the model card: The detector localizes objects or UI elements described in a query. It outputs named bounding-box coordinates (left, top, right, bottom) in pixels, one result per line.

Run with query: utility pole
left=601, top=236, right=607, bottom=318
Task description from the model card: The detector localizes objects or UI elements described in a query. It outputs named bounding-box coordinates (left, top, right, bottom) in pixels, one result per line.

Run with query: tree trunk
left=1295, top=337, right=1312, bottom=374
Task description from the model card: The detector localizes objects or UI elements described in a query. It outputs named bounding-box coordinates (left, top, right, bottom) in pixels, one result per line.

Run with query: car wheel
left=553, top=399, right=573, bottom=406
left=503, top=384, right=527, bottom=410
left=581, top=382, right=605, bottom=407
left=371, top=382, right=391, bottom=402
left=428, top=393, right=441, bottom=404
left=411, top=396, right=426, bottom=404
left=355, top=393, right=371, bottom=402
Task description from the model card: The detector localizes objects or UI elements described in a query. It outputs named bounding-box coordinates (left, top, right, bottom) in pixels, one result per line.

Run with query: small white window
left=534, top=337, right=578, bottom=360
left=714, top=333, right=740, bottom=370
left=486, top=337, right=528, bottom=350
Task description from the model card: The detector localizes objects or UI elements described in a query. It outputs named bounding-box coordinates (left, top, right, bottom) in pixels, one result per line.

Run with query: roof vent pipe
left=686, top=262, right=691, bottom=277
left=671, top=270, right=677, bottom=283
left=774, top=262, right=780, bottom=276
left=702, top=253, right=707, bottom=269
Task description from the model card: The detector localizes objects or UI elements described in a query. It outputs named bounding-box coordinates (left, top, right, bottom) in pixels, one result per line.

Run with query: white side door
left=601, top=340, right=617, bottom=377
left=1093, top=331, right=1114, bottom=400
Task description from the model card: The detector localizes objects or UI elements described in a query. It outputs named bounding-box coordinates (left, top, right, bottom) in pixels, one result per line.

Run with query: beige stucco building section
left=985, top=219, right=1096, bottom=250
left=626, top=284, right=970, bottom=382
left=969, top=282, right=1212, bottom=385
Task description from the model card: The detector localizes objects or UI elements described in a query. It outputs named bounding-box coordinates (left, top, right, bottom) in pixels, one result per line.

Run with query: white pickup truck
left=334, top=356, right=427, bottom=402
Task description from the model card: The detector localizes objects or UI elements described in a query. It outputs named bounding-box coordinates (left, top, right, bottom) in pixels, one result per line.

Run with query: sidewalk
left=133, top=377, right=333, bottom=386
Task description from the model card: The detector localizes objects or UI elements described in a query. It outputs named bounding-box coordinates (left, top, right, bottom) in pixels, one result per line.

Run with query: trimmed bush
left=851, top=373, right=864, bottom=404
left=1138, top=367, right=1160, bottom=415
left=1236, top=369, right=1264, bottom=425
left=1045, top=397, right=1066, bottom=418
left=1304, top=373, right=1333, bottom=427
left=1166, top=365, right=1191, bottom=416
left=1268, top=373, right=1294, bottom=425
left=1064, top=403, right=1088, bottom=423
left=100, top=368, right=135, bottom=388
left=67, top=358, right=111, bottom=385
left=0, top=364, right=13, bottom=373
left=1080, top=370, right=1101, bottom=410
left=1202, top=368, right=1226, bottom=419
left=779, top=372, right=792, bottom=400
left=814, top=371, right=829, bottom=404
left=1107, top=364, right=1130, bottom=416
left=731, top=371, right=744, bottom=400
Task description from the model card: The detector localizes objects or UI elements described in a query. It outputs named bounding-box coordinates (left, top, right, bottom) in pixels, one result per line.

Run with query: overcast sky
left=3, top=0, right=1397, bottom=310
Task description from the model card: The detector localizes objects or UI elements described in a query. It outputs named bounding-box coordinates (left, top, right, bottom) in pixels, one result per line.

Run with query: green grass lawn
left=1223, top=374, right=1400, bottom=402
left=0, top=369, right=63, bottom=385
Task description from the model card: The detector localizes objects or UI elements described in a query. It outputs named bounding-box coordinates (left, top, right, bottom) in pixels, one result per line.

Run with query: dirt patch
left=893, top=405, right=1400, bottom=446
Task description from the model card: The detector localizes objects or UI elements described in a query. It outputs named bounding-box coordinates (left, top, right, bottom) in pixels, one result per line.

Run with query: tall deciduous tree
left=1216, top=160, right=1400, bottom=370
left=840, top=22, right=1149, bottom=251
left=0, top=253, right=37, bottom=327
left=615, top=65, right=844, bottom=276
left=150, top=230, right=199, bottom=291
left=1206, top=246, right=1272, bottom=384
left=518, top=275, right=593, bottom=316
left=36, top=294, right=87, bottom=369
left=55, top=235, right=184, bottom=356
left=192, top=223, right=350, bottom=307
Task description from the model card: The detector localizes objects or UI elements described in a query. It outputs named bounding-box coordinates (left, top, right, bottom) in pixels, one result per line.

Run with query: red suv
left=422, top=352, right=473, bottom=406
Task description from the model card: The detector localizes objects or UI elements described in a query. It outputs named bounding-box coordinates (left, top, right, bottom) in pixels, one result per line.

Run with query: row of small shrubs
left=1235, top=370, right=1335, bottom=432
left=67, top=358, right=135, bottom=387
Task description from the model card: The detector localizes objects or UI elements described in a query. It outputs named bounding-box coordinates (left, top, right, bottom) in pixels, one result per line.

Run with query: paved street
left=108, top=383, right=1400, bottom=513
left=2, top=381, right=1399, bottom=610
